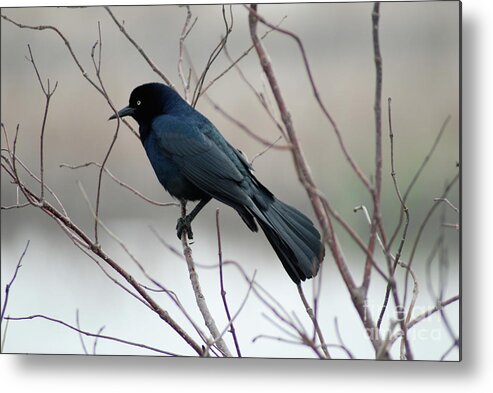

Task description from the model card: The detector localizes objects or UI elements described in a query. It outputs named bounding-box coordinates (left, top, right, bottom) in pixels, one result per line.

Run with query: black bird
left=110, top=83, right=324, bottom=283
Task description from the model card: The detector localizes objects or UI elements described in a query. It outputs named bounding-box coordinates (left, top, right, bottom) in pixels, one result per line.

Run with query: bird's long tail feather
left=251, top=196, right=324, bottom=284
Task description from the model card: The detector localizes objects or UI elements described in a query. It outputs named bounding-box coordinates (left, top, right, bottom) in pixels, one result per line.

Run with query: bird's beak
left=108, top=106, right=135, bottom=120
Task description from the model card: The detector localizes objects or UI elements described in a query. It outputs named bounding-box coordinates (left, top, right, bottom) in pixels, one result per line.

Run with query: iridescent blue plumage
left=111, top=83, right=324, bottom=283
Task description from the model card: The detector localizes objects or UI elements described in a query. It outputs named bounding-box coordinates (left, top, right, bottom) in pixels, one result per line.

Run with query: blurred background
left=1, top=2, right=459, bottom=360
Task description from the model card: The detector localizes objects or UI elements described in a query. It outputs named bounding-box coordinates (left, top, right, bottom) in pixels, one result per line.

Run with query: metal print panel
left=1, top=1, right=460, bottom=360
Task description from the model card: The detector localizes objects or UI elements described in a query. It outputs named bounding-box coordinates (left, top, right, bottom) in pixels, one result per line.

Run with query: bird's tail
left=248, top=193, right=324, bottom=284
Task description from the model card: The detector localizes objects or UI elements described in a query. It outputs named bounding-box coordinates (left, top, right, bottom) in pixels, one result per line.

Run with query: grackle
left=110, top=83, right=324, bottom=283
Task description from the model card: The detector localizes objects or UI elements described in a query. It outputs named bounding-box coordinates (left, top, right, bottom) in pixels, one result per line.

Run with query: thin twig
left=177, top=5, right=197, bottom=102
left=104, top=6, right=175, bottom=88
left=249, top=136, right=283, bottom=166
left=1, top=123, right=11, bottom=153
left=407, top=295, right=459, bottom=330
left=320, top=198, right=390, bottom=282
left=1, top=14, right=103, bottom=93
left=90, top=23, right=121, bottom=246
left=60, top=161, right=179, bottom=207
left=183, top=40, right=290, bottom=151
left=8, top=151, right=68, bottom=216
left=245, top=4, right=372, bottom=192
left=1, top=241, right=30, bottom=322
left=251, top=334, right=323, bottom=356
left=206, top=270, right=256, bottom=356
left=6, top=314, right=178, bottom=356
left=201, top=15, right=287, bottom=96
left=223, top=44, right=287, bottom=140
left=75, top=310, right=89, bottom=355
left=398, top=261, right=418, bottom=360
left=297, top=284, right=331, bottom=359
left=376, top=319, right=399, bottom=359
left=73, top=239, right=154, bottom=311
left=180, top=201, right=232, bottom=357
left=434, top=198, right=459, bottom=214
left=216, top=209, right=242, bottom=357
left=362, top=2, right=383, bottom=295
left=389, top=115, right=451, bottom=247
left=435, top=204, right=460, bottom=350
left=244, top=269, right=326, bottom=359
left=440, top=341, right=458, bottom=361
left=1, top=203, right=30, bottom=210
left=191, top=5, right=233, bottom=107
left=92, top=325, right=106, bottom=355
left=377, top=97, right=411, bottom=330
left=404, top=173, right=459, bottom=307
left=386, top=295, right=459, bottom=349
left=334, top=318, right=354, bottom=359
left=355, top=204, right=414, bottom=360
left=26, top=44, right=58, bottom=200
left=204, top=94, right=290, bottom=150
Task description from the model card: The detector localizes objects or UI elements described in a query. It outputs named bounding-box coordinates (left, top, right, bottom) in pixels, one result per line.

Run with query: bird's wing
left=152, top=116, right=250, bottom=205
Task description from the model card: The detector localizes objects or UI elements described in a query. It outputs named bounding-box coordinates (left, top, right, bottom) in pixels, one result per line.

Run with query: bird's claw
left=176, top=216, right=194, bottom=240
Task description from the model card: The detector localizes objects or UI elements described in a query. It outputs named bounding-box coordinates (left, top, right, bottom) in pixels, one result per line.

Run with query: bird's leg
left=177, top=197, right=212, bottom=240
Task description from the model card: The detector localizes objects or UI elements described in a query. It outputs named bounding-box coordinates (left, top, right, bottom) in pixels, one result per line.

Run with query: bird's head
left=109, top=83, right=184, bottom=125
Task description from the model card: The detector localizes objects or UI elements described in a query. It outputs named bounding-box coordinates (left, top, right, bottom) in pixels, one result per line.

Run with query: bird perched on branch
left=110, top=82, right=324, bottom=283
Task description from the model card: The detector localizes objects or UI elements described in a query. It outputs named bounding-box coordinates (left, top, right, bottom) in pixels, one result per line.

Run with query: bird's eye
left=136, top=100, right=141, bottom=106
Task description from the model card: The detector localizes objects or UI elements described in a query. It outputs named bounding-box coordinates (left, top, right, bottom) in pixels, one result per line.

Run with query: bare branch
left=6, top=149, right=68, bottom=216
left=249, top=136, right=283, bottom=166
left=1, top=241, right=30, bottom=323
left=405, top=173, right=459, bottom=305
left=26, top=44, right=58, bottom=201
left=89, top=24, right=121, bottom=245
left=377, top=97, right=411, bottom=330
left=104, top=6, right=175, bottom=88
left=75, top=309, right=89, bottom=355
left=398, top=261, right=419, bottom=360
left=201, top=15, right=287, bottom=96
left=206, top=268, right=256, bottom=357
left=6, top=314, right=178, bottom=356
left=0, top=158, right=203, bottom=354
left=92, top=325, right=106, bottom=355
left=76, top=181, right=212, bottom=349
left=223, top=45, right=287, bottom=141
left=248, top=3, right=386, bottom=357
left=1, top=203, right=30, bottom=210
left=191, top=5, right=233, bottom=107
left=297, top=284, right=331, bottom=359
left=1, top=14, right=104, bottom=94
left=440, top=341, right=457, bottom=361
left=355, top=204, right=413, bottom=360
left=177, top=5, right=197, bottom=102
left=407, top=295, right=459, bottom=330
left=434, top=198, right=459, bottom=215
left=334, top=318, right=354, bottom=359
left=180, top=201, right=232, bottom=357
left=320, top=200, right=389, bottom=282
left=389, top=115, right=451, bottom=247
left=1, top=11, right=138, bottom=141
left=362, top=2, right=383, bottom=294
left=245, top=4, right=372, bottom=192
left=60, top=161, right=179, bottom=207
left=216, top=209, right=242, bottom=357
left=204, top=94, right=290, bottom=150
left=386, top=295, right=459, bottom=349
